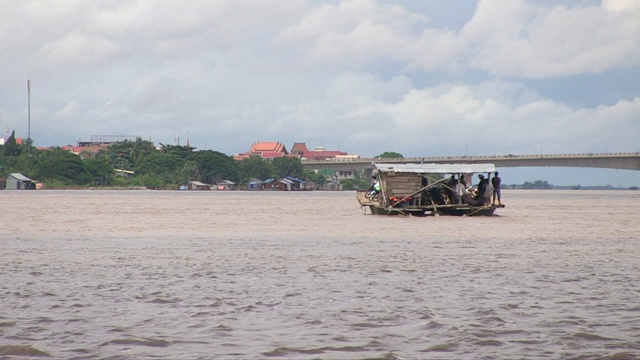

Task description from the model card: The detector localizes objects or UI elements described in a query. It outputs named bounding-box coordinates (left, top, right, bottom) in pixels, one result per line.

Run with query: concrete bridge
left=302, top=152, right=640, bottom=177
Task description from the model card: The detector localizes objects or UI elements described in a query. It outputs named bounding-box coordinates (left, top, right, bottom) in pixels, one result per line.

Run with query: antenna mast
left=27, top=80, right=31, bottom=149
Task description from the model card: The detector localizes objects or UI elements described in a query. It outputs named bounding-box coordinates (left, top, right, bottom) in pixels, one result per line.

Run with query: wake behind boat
left=357, top=163, right=505, bottom=216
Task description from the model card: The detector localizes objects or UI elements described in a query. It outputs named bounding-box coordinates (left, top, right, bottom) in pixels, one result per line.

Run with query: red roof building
left=234, top=141, right=357, bottom=161
left=234, top=141, right=289, bottom=160
left=290, top=142, right=348, bottom=160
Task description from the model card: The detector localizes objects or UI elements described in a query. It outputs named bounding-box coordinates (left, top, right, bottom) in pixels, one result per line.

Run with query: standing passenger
left=454, top=180, right=466, bottom=204
left=492, top=171, right=502, bottom=205
left=483, top=174, right=494, bottom=206
left=475, top=174, right=486, bottom=201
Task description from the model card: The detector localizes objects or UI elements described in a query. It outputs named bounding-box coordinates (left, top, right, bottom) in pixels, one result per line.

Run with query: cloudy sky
left=1, top=0, right=639, bottom=185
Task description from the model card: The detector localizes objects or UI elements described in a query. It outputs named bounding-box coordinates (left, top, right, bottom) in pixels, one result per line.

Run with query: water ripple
left=0, top=345, right=50, bottom=357
left=1, top=190, right=639, bottom=359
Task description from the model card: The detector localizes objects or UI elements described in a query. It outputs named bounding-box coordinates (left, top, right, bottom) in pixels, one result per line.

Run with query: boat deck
left=356, top=190, right=377, bottom=206
left=356, top=190, right=505, bottom=216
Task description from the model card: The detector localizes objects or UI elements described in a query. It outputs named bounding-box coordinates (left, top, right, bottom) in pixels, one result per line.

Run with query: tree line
left=0, top=132, right=327, bottom=189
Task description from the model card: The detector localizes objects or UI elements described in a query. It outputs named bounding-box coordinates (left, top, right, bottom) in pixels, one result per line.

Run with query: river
left=1, top=189, right=639, bottom=359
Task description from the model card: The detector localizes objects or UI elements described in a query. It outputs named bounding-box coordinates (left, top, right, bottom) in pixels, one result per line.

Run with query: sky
left=1, top=0, right=639, bottom=186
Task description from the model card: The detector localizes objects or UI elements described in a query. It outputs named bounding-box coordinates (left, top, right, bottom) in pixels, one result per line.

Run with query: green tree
left=272, top=156, right=303, bottom=178
left=302, top=169, right=326, bottom=188
left=0, top=147, right=38, bottom=177
left=136, top=152, right=183, bottom=183
left=179, top=160, right=201, bottom=183
left=2, top=130, right=22, bottom=157
left=130, top=138, right=156, bottom=164
left=238, top=156, right=274, bottom=183
left=159, top=143, right=195, bottom=159
left=107, top=142, right=132, bottom=171
left=130, top=174, right=165, bottom=189
left=84, top=158, right=115, bottom=186
left=344, top=178, right=370, bottom=190
left=522, top=180, right=551, bottom=189
left=189, top=150, right=239, bottom=184
left=107, top=138, right=156, bottom=170
left=375, top=151, right=403, bottom=159
left=339, top=178, right=370, bottom=190
left=33, top=148, right=90, bottom=185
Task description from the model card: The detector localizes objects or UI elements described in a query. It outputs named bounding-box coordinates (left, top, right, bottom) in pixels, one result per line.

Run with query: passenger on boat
left=367, top=176, right=380, bottom=198
left=492, top=172, right=502, bottom=205
left=462, top=190, right=482, bottom=206
left=444, top=176, right=455, bottom=202
left=475, top=174, right=486, bottom=201
left=448, top=175, right=467, bottom=204
left=483, top=175, right=494, bottom=205
left=428, top=186, right=447, bottom=205
left=454, top=181, right=466, bottom=204
left=465, top=174, right=488, bottom=206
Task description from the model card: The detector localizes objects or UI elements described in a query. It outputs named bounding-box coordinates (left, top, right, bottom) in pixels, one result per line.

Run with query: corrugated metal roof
left=188, top=181, right=208, bottom=186
left=9, top=173, right=33, bottom=181
left=285, top=176, right=306, bottom=183
left=374, top=163, right=496, bottom=174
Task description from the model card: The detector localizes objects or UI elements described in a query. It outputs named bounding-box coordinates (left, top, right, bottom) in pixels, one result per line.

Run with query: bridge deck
left=303, top=152, right=640, bottom=171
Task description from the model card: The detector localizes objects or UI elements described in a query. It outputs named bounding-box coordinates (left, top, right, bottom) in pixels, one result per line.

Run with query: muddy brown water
left=1, top=190, right=639, bottom=359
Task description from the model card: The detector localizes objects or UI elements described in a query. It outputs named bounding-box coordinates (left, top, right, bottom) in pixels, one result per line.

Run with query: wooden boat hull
left=366, top=204, right=500, bottom=216
left=357, top=190, right=503, bottom=217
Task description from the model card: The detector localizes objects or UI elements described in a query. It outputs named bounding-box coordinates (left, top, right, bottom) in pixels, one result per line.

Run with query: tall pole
left=27, top=80, right=31, bottom=150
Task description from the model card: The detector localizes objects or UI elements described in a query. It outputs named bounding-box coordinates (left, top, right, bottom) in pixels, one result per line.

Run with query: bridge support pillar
left=363, top=167, right=374, bottom=180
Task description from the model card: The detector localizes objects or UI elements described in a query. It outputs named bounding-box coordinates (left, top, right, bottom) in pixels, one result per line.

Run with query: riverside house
left=1, top=173, right=37, bottom=190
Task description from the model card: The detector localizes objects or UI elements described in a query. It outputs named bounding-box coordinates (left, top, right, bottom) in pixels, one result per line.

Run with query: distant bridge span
left=302, top=152, right=640, bottom=173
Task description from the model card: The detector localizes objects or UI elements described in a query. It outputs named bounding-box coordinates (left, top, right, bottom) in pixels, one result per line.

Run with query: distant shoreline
left=19, top=186, right=640, bottom=191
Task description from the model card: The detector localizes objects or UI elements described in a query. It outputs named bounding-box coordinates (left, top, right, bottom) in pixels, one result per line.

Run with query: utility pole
left=27, top=80, right=31, bottom=150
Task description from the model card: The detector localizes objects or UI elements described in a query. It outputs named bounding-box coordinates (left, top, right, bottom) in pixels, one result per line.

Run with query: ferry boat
left=356, top=163, right=505, bottom=216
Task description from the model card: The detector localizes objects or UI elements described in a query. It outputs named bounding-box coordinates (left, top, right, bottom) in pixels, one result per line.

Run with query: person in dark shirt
left=492, top=171, right=502, bottom=205
left=475, top=174, right=486, bottom=201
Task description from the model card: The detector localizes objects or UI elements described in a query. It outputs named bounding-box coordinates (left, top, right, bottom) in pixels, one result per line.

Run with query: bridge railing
left=302, top=152, right=640, bottom=163
left=395, top=152, right=640, bottom=161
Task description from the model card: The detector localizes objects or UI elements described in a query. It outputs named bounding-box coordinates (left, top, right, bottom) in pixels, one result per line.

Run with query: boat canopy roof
left=374, top=163, right=496, bottom=174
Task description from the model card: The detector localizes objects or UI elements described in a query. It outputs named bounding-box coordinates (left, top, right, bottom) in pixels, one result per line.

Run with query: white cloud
left=0, top=0, right=638, bottom=169
left=273, top=0, right=432, bottom=70
left=54, top=100, right=79, bottom=119
left=459, top=0, right=640, bottom=77
left=603, top=0, right=640, bottom=12
left=326, top=80, right=640, bottom=157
